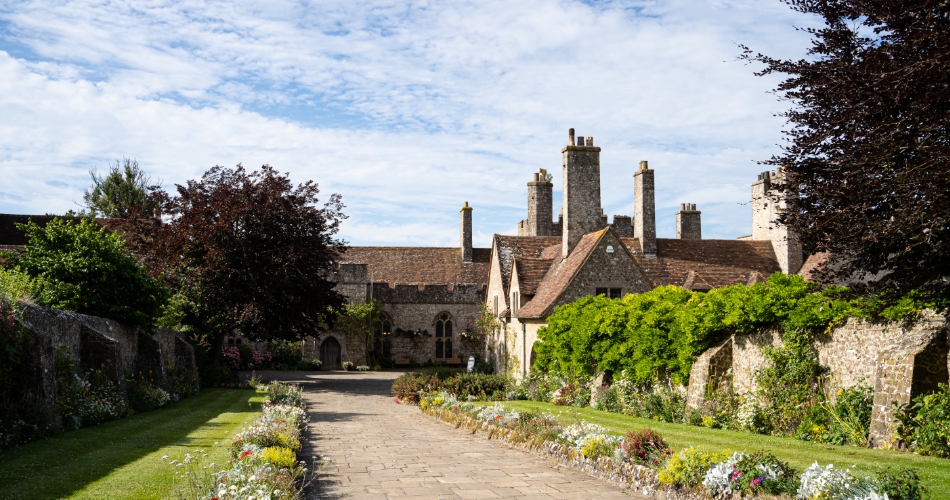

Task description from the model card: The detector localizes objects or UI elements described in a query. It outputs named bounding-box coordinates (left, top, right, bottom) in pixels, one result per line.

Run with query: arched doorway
left=320, top=337, right=342, bottom=370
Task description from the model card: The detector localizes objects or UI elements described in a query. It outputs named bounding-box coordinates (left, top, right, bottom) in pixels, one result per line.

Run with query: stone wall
left=17, top=304, right=197, bottom=406
left=685, top=312, right=949, bottom=448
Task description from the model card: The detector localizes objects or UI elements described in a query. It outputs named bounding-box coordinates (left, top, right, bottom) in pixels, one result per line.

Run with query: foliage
left=658, top=447, right=731, bottom=487
left=8, top=218, right=168, bottom=328
left=894, top=384, right=950, bottom=458
left=146, top=164, right=346, bottom=365
left=702, top=451, right=798, bottom=497
left=391, top=370, right=509, bottom=403
left=798, top=462, right=885, bottom=500
left=54, top=348, right=129, bottom=430
left=820, top=384, right=874, bottom=447
left=756, top=347, right=827, bottom=437
left=591, top=383, right=622, bottom=413
left=615, top=429, right=671, bottom=466
left=82, top=158, right=161, bottom=218
left=534, top=274, right=859, bottom=385
left=0, top=266, right=35, bottom=305
left=740, top=1, right=950, bottom=306
left=613, top=376, right=688, bottom=424
left=127, top=376, right=171, bottom=413
left=875, top=467, right=928, bottom=500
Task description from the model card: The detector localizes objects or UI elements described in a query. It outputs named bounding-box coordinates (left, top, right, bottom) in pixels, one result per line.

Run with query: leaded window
left=435, top=312, right=453, bottom=359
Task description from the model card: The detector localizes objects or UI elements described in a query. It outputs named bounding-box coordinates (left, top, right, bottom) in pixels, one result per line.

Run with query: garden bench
left=445, top=357, right=462, bottom=366
left=394, top=358, right=411, bottom=367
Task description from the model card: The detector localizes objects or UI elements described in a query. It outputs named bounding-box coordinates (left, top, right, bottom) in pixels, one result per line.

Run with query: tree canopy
left=83, top=158, right=161, bottom=218
left=147, top=165, right=347, bottom=357
left=7, top=218, right=168, bottom=328
left=742, top=0, right=950, bottom=305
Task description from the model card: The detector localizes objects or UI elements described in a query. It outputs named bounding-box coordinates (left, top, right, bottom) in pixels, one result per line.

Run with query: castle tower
left=751, top=169, right=803, bottom=274
left=676, top=203, right=701, bottom=240
left=460, top=201, right=473, bottom=263
left=525, top=168, right=553, bottom=236
left=634, top=160, right=657, bottom=256
left=561, top=129, right=603, bottom=258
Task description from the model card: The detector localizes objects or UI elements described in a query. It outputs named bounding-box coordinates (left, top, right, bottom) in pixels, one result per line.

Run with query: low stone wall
left=18, top=304, right=197, bottom=406
left=686, top=311, right=949, bottom=448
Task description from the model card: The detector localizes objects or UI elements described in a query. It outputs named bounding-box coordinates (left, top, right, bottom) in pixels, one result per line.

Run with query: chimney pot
left=680, top=203, right=686, bottom=211
left=569, top=128, right=575, bottom=146
left=586, top=137, right=593, bottom=146
left=577, top=136, right=585, bottom=146
left=639, top=160, right=649, bottom=171
left=533, top=172, right=540, bottom=182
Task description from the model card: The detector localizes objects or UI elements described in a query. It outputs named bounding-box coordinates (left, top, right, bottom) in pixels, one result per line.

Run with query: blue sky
left=0, top=0, right=820, bottom=247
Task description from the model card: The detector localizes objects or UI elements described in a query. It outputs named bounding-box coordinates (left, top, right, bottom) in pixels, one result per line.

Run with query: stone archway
left=320, top=337, right=342, bottom=370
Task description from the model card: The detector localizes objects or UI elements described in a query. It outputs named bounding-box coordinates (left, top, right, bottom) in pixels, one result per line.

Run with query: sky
left=0, top=0, right=821, bottom=248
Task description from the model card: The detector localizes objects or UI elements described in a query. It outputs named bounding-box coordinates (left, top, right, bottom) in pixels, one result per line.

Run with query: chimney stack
left=676, top=203, right=702, bottom=240
left=526, top=168, right=553, bottom=236
left=561, top=129, right=603, bottom=258
left=460, top=201, right=473, bottom=262
left=634, top=160, right=657, bottom=256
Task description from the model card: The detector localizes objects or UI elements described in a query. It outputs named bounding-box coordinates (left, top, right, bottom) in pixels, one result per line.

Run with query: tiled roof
left=621, top=238, right=781, bottom=290
left=515, top=229, right=607, bottom=318
left=513, top=258, right=555, bottom=295
left=494, top=235, right=561, bottom=296
left=798, top=252, right=830, bottom=282
left=341, top=246, right=491, bottom=286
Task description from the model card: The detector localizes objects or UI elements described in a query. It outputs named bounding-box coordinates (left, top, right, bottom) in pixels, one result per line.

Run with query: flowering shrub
left=612, top=376, right=688, bottom=423
left=356, top=365, right=370, bottom=371
left=476, top=403, right=520, bottom=426
left=613, top=429, right=671, bottom=466
left=342, top=361, right=354, bottom=371
left=702, top=451, right=797, bottom=497
left=797, top=462, right=885, bottom=500
left=173, top=382, right=309, bottom=499
left=558, top=422, right=621, bottom=457
left=55, top=351, right=129, bottom=429
left=223, top=346, right=243, bottom=371
left=127, top=376, right=171, bottom=413
left=894, top=383, right=950, bottom=458
left=392, top=370, right=508, bottom=403
left=658, top=447, right=731, bottom=487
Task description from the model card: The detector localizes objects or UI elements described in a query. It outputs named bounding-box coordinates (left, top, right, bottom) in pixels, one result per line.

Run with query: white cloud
left=0, top=0, right=821, bottom=246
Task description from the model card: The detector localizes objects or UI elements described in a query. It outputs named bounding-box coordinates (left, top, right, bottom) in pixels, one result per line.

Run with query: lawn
left=494, top=400, right=950, bottom=497
left=0, top=388, right=264, bottom=500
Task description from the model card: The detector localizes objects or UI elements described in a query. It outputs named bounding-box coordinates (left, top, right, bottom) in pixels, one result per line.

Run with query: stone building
left=0, top=129, right=801, bottom=373
left=485, top=130, right=794, bottom=377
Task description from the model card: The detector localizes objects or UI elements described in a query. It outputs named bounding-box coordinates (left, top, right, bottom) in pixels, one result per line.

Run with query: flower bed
left=169, top=381, right=312, bottom=499
left=417, top=392, right=925, bottom=499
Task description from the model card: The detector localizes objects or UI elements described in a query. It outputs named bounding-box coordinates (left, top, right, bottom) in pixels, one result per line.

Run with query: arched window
left=373, top=317, right=392, bottom=359
left=435, top=312, right=453, bottom=359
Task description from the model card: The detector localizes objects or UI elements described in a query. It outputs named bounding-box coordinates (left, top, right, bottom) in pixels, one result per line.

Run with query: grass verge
left=0, top=388, right=264, bottom=500
left=493, top=400, right=950, bottom=497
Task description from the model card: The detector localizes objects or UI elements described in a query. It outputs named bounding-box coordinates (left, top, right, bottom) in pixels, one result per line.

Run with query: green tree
left=7, top=218, right=168, bottom=328
left=83, top=158, right=161, bottom=218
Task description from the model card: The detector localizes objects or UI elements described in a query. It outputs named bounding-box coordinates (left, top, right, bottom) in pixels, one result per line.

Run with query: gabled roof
left=621, top=238, right=781, bottom=289
left=798, top=252, right=830, bottom=282
left=493, top=235, right=560, bottom=296
left=341, top=246, right=491, bottom=286
left=512, top=258, right=555, bottom=296
left=682, top=270, right=714, bottom=291
left=514, top=229, right=610, bottom=318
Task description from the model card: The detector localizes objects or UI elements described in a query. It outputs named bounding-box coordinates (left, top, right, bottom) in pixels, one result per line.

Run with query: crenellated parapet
left=371, top=282, right=487, bottom=304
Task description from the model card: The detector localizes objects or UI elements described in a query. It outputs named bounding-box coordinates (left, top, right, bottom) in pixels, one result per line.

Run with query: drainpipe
left=522, top=322, right=527, bottom=379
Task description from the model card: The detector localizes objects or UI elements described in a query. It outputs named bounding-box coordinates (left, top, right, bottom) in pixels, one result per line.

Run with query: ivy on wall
left=532, top=273, right=881, bottom=385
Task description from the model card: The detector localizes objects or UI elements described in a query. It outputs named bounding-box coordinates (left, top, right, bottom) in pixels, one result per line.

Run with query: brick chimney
left=460, top=201, right=473, bottom=263
left=525, top=168, right=553, bottom=236
left=634, top=160, right=657, bottom=256
left=676, top=203, right=701, bottom=240
left=562, top=129, right=603, bottom=258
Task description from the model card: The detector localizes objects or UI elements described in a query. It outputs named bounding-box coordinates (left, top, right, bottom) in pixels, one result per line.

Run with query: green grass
left=495, top=400, right=950, bottom=497
left=0, top=388, right=264, bottom=500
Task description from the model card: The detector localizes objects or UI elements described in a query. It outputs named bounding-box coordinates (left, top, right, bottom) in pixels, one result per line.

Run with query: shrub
left=296, top=358, right=322, bottom=370
left=703, top=451, right=798, bottom=497
left=797, top=462, right=884, bottom=500
left=615, top=429, right=670, bottom=466
left=875, top=467, right=927, bottom=500
left=55, top=349, right=129, bottom=429
left=894, top=383, right=950, bottom=457
left=756, top=347, right=827, bottom=437
left=261, top=446, right=296, bottom=469
left=613, top=377, right=688, bottom=423
left=127, top=378, right=171, bottom=412
left=658, top=447, right=731, bottom=487
left=9, top=218, right=168, bottom=329
left=392, top=370, right=508, bottom=403
left=591, top=383, right=622, bottom=412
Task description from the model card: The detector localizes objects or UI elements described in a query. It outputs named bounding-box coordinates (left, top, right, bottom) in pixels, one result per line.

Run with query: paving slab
left=262, top=370, right=646, bottom=500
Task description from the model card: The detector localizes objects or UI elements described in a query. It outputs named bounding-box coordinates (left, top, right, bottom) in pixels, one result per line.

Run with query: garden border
left=420, top=404, right=725, bottom=500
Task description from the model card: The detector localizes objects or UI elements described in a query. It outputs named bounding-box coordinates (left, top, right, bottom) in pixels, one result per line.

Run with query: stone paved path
left=285, top=371, right=644, bottom=500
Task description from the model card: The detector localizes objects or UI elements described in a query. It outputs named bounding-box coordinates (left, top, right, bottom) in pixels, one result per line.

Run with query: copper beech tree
left=743, top=0, right=950, bottom=305
left=148, top=165, right=347, bottom=364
